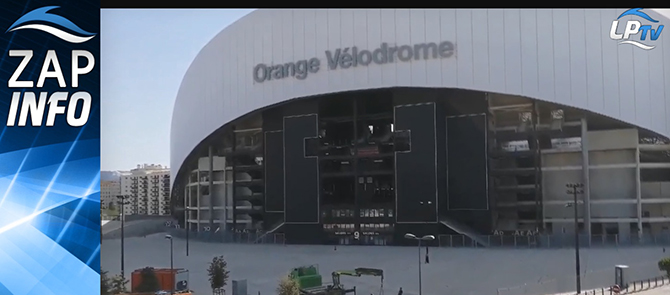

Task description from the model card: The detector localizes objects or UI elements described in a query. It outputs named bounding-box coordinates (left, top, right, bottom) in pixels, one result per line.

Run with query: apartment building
left=120, top=164, right=171, bottom=216
left=100, top=179, right=121, bottom=210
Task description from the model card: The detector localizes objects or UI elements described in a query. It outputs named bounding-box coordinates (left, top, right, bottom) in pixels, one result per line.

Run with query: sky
left=100, top=9, right=670, bottom=172
left=100, top=9, right=254, bottom=171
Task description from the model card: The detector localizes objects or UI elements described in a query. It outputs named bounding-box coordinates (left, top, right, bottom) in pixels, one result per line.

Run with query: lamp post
left=116, top=195, right=130, bottom=280
left=566, top=183, right=584, bottom=294
left=404, top=233, right=435, bottom=295
left=165, top=234, right=174, bottom=295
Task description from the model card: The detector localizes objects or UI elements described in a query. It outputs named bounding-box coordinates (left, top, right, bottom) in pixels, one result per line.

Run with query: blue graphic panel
left=0, top=282, right=13, bottom=295
left=0, top=1, right=100, bottom=295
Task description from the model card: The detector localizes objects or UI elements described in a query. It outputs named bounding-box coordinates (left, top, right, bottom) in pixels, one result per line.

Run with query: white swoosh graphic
left=0, top=199, right=70, bottom=235
left=8, top=24, right=95, bottom=44
left=619, top=40, right=655, bottom=50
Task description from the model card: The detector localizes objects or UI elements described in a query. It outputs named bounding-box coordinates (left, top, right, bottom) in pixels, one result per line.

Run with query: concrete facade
left=171, top=9, right=670, bottom=186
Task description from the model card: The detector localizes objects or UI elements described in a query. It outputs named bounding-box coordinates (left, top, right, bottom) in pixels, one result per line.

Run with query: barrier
left=165, top=228, right=285, bottom=245
left=102, top=218, right=172, bottom=239
left=438, top=233, right=670, bottom=249
left=496, top=260, right=667, bottom=295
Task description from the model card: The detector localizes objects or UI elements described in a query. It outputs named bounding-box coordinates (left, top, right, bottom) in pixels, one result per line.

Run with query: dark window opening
left=357, top=119, right=394, bottom=147
left=604, top=223, right=619, bottom=235
left=322, top=177, right=355, bottom=206
left=639, top=150, right=670, bottom=164
left=591, top=223, right=603, bottom=235
left=516, top=175, right=537, bottom=186
left=358, top=157, right=393, bottom=172
left=515, top=156, right=537, bottom=168
left=517, top=210, right=537, bottom=220
left=538, top=135, right=553, bottom=149
left=357, top=90, right=393, bottom=116
left=320, top=121, right=354, bottom=156
left=641, top=169, right=670, bottom=182
left=320, top=96, right=354, bottom=118
left=517, top=192, right=536, bottom=202
left=322, top=159, right=354, bottom=174
left=358, top=175, right=394, bottom=206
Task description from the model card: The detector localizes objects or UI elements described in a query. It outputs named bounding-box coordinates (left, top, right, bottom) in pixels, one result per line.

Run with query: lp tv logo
left=610, top=8, right=664, bottom=50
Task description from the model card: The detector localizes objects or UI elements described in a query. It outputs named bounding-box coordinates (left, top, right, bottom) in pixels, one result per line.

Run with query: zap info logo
left=5, top=6, right=97, bottom=127
left=609, top=8, right=664, bottom=50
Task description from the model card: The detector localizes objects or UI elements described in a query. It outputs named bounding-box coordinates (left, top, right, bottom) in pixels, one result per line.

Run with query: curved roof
left=170, top=9, right=670, bottom=189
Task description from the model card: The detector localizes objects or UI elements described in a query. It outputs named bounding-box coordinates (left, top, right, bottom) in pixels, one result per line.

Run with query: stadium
left=169, top=9, right=670, bottom=246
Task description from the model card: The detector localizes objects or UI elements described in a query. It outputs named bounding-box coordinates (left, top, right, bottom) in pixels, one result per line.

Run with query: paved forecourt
left=101, top=233, right=667, bottom=295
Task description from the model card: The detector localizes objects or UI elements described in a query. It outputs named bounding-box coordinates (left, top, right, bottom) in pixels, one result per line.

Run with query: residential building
left=120, top=164, right=171, bottom=216
left=100, top=179, right=121, bottom=210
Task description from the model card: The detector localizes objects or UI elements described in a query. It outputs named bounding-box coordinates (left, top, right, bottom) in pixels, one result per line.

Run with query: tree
left=101, top=270, right=111, bottom=295
left=659, top=257, right=670, bottom=277
left=109, top=274, right=129, bottom=294
left=108, top=201, right=116, bottom=211
left=277, top=275, right=300, bottom=295
left=136, top=267, right=160, bottom=292
left=208, top=255, right=230, bottom=294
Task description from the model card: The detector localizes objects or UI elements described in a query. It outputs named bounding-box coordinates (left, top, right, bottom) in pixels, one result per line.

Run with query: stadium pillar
left=196, top=167, right=201, bottom=233
left=224, top=156, right=229, bottom=233
left=635, top=141, right=643, bottom=240
left=209, top=145, right=215, bottom=230
left=580, top=118, right=591, bottom=246
left=231, top=127, right=237, bottom=237
left=184, top=180, right=189, bottom=256
left=222, top=156, right=228, bottom=232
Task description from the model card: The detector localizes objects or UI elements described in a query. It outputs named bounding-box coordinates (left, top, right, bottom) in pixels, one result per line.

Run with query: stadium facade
left=170, top=9, right=670, bottom=245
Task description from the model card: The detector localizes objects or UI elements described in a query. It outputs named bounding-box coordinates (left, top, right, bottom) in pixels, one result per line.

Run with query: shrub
left=659, top=258, right=670, bottom=277
left=277, top=275, right=300, bottom=295
left=101, top=270, right=110, bottom=295
left=109, top=274, right=129, bottom=294
left=208, top=255, right=230, bottom=294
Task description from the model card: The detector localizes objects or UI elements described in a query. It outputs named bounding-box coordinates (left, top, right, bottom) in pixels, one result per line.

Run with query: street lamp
left=165, top=234, right=174, bottom=295
left=404, top=233, right=435, bottom=295
left=116, top=195, right=130, bottom=280
left=566, top=183, right=584, bottom=294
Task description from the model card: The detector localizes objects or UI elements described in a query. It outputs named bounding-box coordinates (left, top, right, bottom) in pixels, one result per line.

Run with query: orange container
left=130, top=270, right=142, bottom=292
left=155, top=269, right=177, bottom=291
left=130, top=268, right=181, bottom=293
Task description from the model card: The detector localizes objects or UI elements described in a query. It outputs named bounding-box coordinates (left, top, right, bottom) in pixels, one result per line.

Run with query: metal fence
left=438, top=233, right=670, bottom=248
left=496, top=260, right=666, bottom=295
left=497, top=276, right=670, bottom=295
left=165, top=228, right=285, bottom=245
left=612, top=276, right=669, bottom=294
